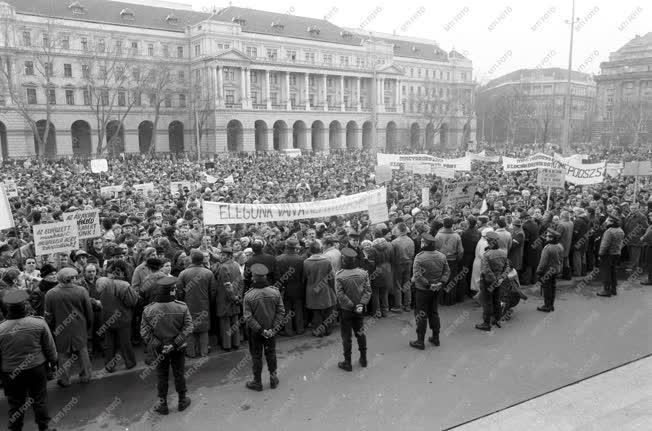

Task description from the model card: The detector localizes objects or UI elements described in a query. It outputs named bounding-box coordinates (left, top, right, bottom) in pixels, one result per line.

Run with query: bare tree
left=189, top=71, right=214, bottom=159
left=143, top=61, right=177, bottom=153
left=494, top=86, right=535, bottom=147
left=533, top=98, right=556, bottom=145
left=617, top=98, right=652, bottom=148
left=81, top=43, right=148, bottom=156
left=0, top=23, right=57, bottom=155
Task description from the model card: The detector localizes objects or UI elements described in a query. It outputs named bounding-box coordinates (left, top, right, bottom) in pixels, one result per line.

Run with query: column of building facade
left=322, top=74, right=328, bottom=111
left=285, top=72, right=291, bottom=110
left=356, top=77, right=361, bottom=111
left=265, top=70, right=271, bottom=109
left=245, top=67, right=252, bottom=109
left=340, top=75, right=345, bottom=111
left=217, top=66, right=224, bottom=107
left=396, top=78, right=403, bottom=113
left=240, top=67, right=247, bottom=108
left=378, top=77, right=385, bottom=113
left=304, top=73, right=310, bottom=110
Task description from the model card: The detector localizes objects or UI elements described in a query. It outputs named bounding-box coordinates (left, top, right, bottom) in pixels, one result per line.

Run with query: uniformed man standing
left=475, top=231, right=510, bottom=331
left=0, top=290, right=58, bottom=431
left=537, top=228, right=564, bottom=311
left=140, top=277, right=193, bottom=415
left=243, top=264, right=285, bottom=391
left=336, top=248, right=372, bottom=371
left=409, top=233, right=450, bottom=350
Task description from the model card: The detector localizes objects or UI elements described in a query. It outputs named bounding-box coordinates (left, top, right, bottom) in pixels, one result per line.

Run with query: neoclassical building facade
left=0, top=0, right=476, bottom=158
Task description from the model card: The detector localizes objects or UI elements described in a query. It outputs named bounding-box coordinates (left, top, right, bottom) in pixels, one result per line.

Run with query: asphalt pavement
left=2, top=275, right=651, bottom=431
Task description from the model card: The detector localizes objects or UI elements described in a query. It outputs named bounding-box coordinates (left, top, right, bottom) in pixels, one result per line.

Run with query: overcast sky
left=191, top=0, right=650, bottom=83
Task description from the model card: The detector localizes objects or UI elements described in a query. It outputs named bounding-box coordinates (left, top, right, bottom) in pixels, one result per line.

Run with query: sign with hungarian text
left=33, top=220, right=79, bottom=256
left=537, top=168, right=565, bottom=189
left=377, top=153, right=471, bottom=171
left=63, top=209, right=101, bottom=240
left=503, top=153, right=605, bottom=185
left=204, top=188, right=386, bottom=225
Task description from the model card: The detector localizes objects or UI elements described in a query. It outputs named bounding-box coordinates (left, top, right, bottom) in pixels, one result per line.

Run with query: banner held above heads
left=0, top=184, right=14, bottom=230
left=203, top=187, right=386, bottom=225
left=374, top=165, right=393, bottom=184
left=33, top=220, right=79, bottom=256
left=90, top=158, right=109, bottom=173
left=133, top=183, right=156, bottom=195
left=503, top=153, right=605, bottom=185
left=377, top=153, right=471, bottom=171
left=3, top=180, right=18, bottom=198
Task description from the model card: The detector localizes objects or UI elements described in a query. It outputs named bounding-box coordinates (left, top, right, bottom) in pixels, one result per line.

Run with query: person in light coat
left=470, top=227, right=494, bottom=298
left=303, top=240, right=337, bottom=337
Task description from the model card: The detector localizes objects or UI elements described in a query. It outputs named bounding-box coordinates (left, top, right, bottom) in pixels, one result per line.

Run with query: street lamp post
left=562, top=0, right=579, bottom=155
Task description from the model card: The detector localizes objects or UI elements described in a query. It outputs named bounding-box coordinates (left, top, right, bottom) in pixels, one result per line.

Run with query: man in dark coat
left=244, top=239, right=277, bottom=291
left=176, top=251, right=216, bottom=358
left=275, top=238, right=305, bottom=336
left=571, top=208, right=590, bottom=276
left=44, top=268, right=94, bottom=387
left=96, top=260, right=139, bottom=372
left=508, top=218, right=525, bottom=272
left=214, top=247, right=242, bottom=351
left=623, top=202, right=648, bottom=271
left=475, top=231, right=510, bottom=331
left=537, top=228, right=564, bottom=312
left=303, top=240, right=337, bottom=337
left=521, top=213, right=542, bottom=286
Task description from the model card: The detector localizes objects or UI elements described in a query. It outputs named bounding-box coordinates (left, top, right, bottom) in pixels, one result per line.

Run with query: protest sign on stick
left=33, top=220, right=79, bottom=256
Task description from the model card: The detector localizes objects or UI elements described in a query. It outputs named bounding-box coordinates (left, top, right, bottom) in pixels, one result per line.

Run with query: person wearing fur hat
left=598, top=215, right=625, bottom=297
left=243, top=238, right=277, bottom=291
left=536, top=229, right=564, bottom=312
left=28, top=264, right=58, bottom=317
left=275, top=238, right=306, bottom=336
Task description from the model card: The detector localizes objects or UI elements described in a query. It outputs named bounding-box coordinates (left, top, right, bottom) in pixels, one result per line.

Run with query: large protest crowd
left=0, top=141, right=651, bottom=427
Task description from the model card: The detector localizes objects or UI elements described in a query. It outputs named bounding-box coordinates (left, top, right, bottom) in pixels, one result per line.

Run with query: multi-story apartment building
left=0, top=0, right=475, bottom=158
left=593, top=33, right=652, bottom=148
left=477, top=68, right=595, bottom=146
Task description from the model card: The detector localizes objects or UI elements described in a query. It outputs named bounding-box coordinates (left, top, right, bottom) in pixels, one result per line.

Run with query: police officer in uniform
left=409, top=233, right=450, bottom=350
left=335, top=248, right=371, bottom=371
left=243, top=264, right=285, bottom=391
left=0, top=290, right=58, bottom=431
left=140, top=277, right=193, bottom=415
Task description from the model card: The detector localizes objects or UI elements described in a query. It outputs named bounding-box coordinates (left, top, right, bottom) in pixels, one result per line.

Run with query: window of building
left=81, top=64, right=89, bottom=78
left=270, top=72, right=278, bottom=85
left=81, top=37, right=88, bottom=51
left=148, top=43, right=154, bottom=56
left=250, top=71, right=257, bottom=84
left=165, top=94, right=171, bottom=107
left=22, top=31, right=31, bottom=47
left=178, top=94, right=186, bottom=107
left=65, top=89, right=75, bottom=105
left=289, top=73, right=296, bottom=86
left=327, top=78, right=334, bottom=88
left=133, top=91, right=141, bottom=106
left=24, top=61, right=34, bottom=75
left=270, top=91, right=278, bottom=105
left=290, top=92, right=297, bottom=107
left=178, top=70, right=184, bottom=81
left=149, top=93, right=156, bottom=106
left=224, top=67, right=234, bottom=81
left=162, top=45, right=169, bottom=57
left=305, top=52, right=315, bottom=63
left=61, top=35, right=70, bottom=49
left=83, top=89, right=91, bottom=105
left=130, top=41, right=138, bottom=55
left=309, top=94, right=314, bottom=106
left=63, top=63, right=72, bottom=77
left=117, top=91, right=125, bottom=106
left=286, top=50, right=296, bottom=61
left=246, top=46, right=257, bottom=57
left=438, top=70, right=443, bottom=79
left=47, top=88, right=56, bottom=104
left=410, top=68, right=414, bottom=77
left=251, top=91, right=258, bottom=104
left=41, top=33, right=49, bottom=48
left=194, top=69, right=200, bottom=82
left=355, top=57, right=366, bottom=68
left=115, top=40, right=123, bottom=55
left=98, top=39, right=105, bottom=53
left=339, top=55, right=349, bottom=66
left=177, top=46, right=183, bottom=58
left=44, top=62, right=53, bottom=76
left=309, top=76, right=315, bottom=86
left=101, top=89, right=109, bottom=106
left=323, top=54, right=333, bottom=64
left=225, top=90, right=235, bottom=104
left=266, top=48, right=277, bottom=60
left=417, top=68, right=421, bottom=78
left=26, top=87, right=37, bottom=104
left=461, top=72, right=466, bottom=81
left=446, top=71, right=450, bottom=80
left=132, top=68, right=140, bottom=80
left=194, top=44, right=200, bottom=56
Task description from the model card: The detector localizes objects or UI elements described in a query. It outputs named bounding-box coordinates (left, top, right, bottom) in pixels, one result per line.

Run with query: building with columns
left=0, top=0, right=475, bottom=158
left=592, top=33, right=652, bottom=148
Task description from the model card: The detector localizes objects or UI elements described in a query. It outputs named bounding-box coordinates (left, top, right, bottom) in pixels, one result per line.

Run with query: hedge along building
left=0, top=0, right=476, bottom=158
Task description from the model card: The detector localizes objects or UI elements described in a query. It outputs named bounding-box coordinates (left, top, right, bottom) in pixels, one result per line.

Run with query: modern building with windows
left=476, top=68, right=596, bottom=147
left=0, top=0, right=475, bottom=158
left=592, top=33, right=652, bottom=147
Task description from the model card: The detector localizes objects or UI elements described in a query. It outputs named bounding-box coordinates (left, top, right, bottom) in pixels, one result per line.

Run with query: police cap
left=250, top=263, right=269, bottom=277
left=485, top=231, right=499, bottom=241
left=341, top=248, right=357, bottom=258
left=3, top=289, right=29, bottom=305
left=348, top=231, right=360, bottom=238
left=157, top=276, right=179, bottom=287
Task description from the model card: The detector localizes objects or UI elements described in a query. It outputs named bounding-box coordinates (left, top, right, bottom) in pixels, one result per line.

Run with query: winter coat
left=508, top=228, right=525, bottom=271
left=44, top=283, right=93, bottom=353
left=96, top=277, right=139, bottom=329
left=303, top=254, right=336, bottom=310
left=214, top=259, right=242, bottom=317
left=557, top=220, right=574, bottom=258
left=176, top=264, right=216, bottom=333
left=572, top=216, right=590, bottom=252
left=244, top=252, right=277, bottom=290
left=29, top=279, right=58, bottom=317
left=599, top=227, right=625, bottom=256
left=276, top=252, right=305, bottom=299
left=140, top=272, right=167, bottom=305
left=368, top=238, right=393, bottom=290
left=624, top=212, right=648, bottom=246
left=391, top=234, right=415, bottom=266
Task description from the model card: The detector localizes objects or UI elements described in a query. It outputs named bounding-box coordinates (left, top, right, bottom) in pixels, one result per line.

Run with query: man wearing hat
left=508, top=218, right=525, bottom=273
left=535, top=228, right=564, bottom=312
left=275, top=238, right=305, bottom=336
left=409, top=233, right=450, bottom=349
left=476, top=231, right=510, bottom=331
left=243, top=263, right=285, bottom=391
left=335, top=248, right=371, bottom=371
left=140, top=276, right=193, bottom=415
left=572, top=208, right=590, bottom=277
left=0, top=289, right=58, bottom=431
left=214, top=246, right=243, bottom=351
left=70, top=249, right=89, bottom=274
left=597, top=215, right=625, bottom=297
left=243, top=239, right=277, bottom=291
left=44, top=268, right=93, bottom=387
left=176, top=251, right=215, bottom=358
left=343, top=231, right=365, bottom=268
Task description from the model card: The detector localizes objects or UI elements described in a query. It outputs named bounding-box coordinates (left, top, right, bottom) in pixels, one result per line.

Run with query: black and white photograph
left=0, top=0, right=651, bottom=429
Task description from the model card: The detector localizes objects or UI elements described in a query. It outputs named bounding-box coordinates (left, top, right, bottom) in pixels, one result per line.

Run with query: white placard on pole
left=536, top=168, right=565, bottom=189
left=33, top=220, right=79, bottom=256
left=3, top=180, right=18, bottom=198
left=90, top=159, right=109, bottom=173
left=0, top=184, right=15, bottom=230
left=368, top=201, right=389, bottom=225
left=421, top=187, right=430, bottom=207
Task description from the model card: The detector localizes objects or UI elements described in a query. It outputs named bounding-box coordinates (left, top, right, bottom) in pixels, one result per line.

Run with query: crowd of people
left=0, top=144, right=651, bottom=429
